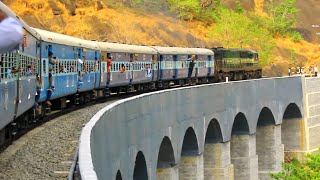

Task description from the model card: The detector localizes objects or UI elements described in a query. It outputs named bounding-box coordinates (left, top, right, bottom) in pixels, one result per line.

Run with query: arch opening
left=157, top=136, right=175, bottom=168
left=231, top=113, right=250, bottom=135
left=116, top=170, right=122, bottom=180
left=133, top=151, right=148, bottom=180
left=205, top=119, right=223, bottom=143
left=283, top=103, right=302, bottom=119
left=256, top=107, right=283, bottom=178
left=281, top=103, right=303, bottom=151
left=181, top=127, right=199, bottom=156
left=257, top=107, right=276, bottom=126
left=231, top=112, right=258, bottom=179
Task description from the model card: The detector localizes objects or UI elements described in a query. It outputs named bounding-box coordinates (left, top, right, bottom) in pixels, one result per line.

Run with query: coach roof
left=151, top=46, right=214, bottom=55
left=32, top=28, right=99, bottom=50
left=96, top=42, right=157, bottom=54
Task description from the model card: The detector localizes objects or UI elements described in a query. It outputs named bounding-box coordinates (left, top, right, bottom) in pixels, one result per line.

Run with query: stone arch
left=231, top=112, right=258, bottom=179
left=256, top=107, right=282, bottom=179
left=133, top=151, right=148, bottom=180
left=179, top=127, right=202, bottom=179
left=204, top=119, right=228, bottom=179
left=283, top=103, right=302, bottom=119
left=181, top=127, right=199, bottom=155
left=281, top=103, right=303, bottom=151
left=232, top=112, right=250, bottom=135
left=157, top=136, right=176, bottom=168
left=257, top=107, right=276, bottom=126
left=116, top=170, right=122, bottom=180
left=205, top=119, right=223, bottom=143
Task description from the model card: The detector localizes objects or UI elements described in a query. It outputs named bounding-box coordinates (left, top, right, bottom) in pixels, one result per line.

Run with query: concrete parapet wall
left=79, top=77, right=304, bottom=180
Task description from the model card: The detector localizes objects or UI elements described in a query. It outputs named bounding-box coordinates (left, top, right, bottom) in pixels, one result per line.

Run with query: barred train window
left=0, top=53, right=17, bottom=81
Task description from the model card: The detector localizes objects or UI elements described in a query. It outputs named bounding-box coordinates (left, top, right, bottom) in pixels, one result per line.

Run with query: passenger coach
left=32, top=28, right=100, bottom=107
left=0, top=1, right=40, bottom=136
left=151, top=46, right=215, bottom=87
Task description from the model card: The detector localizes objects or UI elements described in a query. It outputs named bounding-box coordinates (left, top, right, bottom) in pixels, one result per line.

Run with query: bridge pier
left=179, top=154, right=204, bottom=180
left=256, top=125, right=284, bottom=180
left=156, top=166, right=179, bottom=180
left=231, top=134, right=258, bottom=180
left=204, top=142, right=234, bottom=180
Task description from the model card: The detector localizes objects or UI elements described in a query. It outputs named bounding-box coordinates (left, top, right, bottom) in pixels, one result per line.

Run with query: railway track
left=0, top=91, right=140, bottom=179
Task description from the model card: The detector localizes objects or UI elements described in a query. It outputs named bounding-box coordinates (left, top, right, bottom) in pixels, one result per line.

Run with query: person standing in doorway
left=107, top=56, right=113, bottom=85
left=188, top=55, right=196, bottom=78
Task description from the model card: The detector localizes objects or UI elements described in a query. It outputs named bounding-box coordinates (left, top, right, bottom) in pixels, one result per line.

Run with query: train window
left=107, top=53, right=111, bottom=59
left=0, top=53, right=15, bottom=81
left=16, top=53, right=38, bottom=77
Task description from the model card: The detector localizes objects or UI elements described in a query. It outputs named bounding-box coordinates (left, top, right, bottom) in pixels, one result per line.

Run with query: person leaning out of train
left=59, top=64, right=67, bottom=73
left=82, top=56, right=88, bottom=72
left=188, top=55, right=196, bottom=78
left=107, top=56, right=112, bottom=73
left=120, top=63, right=125, bottom=73
left=48, top=53, right=58, bottom=89
left=94, top=57, right=99, bottom=72
left=106, top=56, right=113, bottom=84
left=25, top=65, right=33, bottom=76
left=0, top=9, right=23, bottom=54
left=7, top=65, right=20, bottom=78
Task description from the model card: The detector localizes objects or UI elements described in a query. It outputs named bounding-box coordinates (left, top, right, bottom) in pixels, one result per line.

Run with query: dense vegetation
left=104, top=0, right=301, bottom=65
left=271, top=152, right=320, bottom=179
left=170, top=0, right=301, bottom=65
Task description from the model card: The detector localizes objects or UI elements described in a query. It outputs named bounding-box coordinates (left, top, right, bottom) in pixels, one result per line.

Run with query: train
left=0, top=2, right=261, bottom=146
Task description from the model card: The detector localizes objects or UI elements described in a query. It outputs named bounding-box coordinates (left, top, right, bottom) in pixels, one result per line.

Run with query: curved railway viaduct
left=78, top=76, right=320, bottom=180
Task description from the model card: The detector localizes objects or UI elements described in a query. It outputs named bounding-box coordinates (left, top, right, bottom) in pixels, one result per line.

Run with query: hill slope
left=3, top=0, right=320, bottom=76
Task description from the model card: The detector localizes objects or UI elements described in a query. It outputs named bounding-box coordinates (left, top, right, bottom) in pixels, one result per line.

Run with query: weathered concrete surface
left=179, top=155, right=204, bottom=179
left=231, top=134, right=258, bottom=180
left=156, top=166, right=179, bottom=180
left=256, top=125, right=284, bottom=180
left=79, top=77, right=306, bottom=180
left=204, top=142, right=234, bottom=180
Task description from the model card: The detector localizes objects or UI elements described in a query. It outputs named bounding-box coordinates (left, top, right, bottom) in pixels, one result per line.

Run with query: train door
left=159, top=55, right=163, bottom=80
left=94, top=51, right=100, bottom=88
left=207, top=55, right=213, bottom=76
left=107, top=53, right=112, bottom=86
left=130, top=53, right=134, bottom=83
left=47, top=45, right=54, bottom=88
left=173, top=55, right=178, bottom=79
left=195, top=55, right=199, bottom=78
left=100, top=51, right=107, bottom=87
left=151, top=54, right=158, bottom=82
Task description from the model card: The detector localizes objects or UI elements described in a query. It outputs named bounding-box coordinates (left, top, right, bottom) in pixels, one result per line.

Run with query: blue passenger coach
left=0, top=2, right=40, bottom=132
left=32, top=28, right=100, bottom=105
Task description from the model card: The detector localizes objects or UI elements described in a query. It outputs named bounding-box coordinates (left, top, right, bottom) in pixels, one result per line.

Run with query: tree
left=208, top=8, right=275, bottom=65
left=266, top=0, right=298, bottom=36
left=167, top=0, right=201, bottom=20
left=271, top=153, right=320, bottom=179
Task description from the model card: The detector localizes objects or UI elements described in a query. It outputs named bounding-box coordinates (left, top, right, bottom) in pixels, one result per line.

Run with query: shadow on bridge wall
left=79, top=77, right=307, bottom=180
